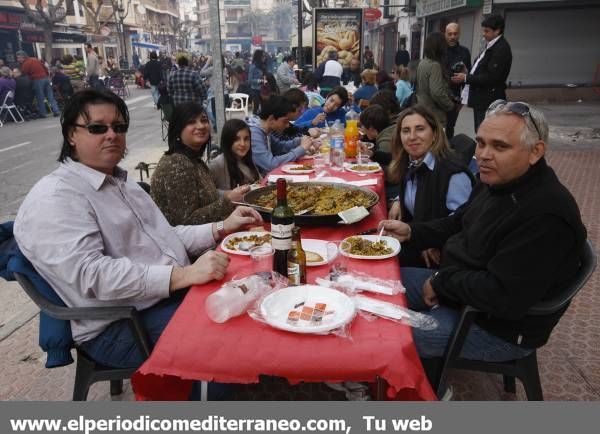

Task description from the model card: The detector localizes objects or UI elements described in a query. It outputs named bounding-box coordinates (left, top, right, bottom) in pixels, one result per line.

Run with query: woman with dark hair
left=208, top=119, right=260, bottom=190
left=376, top=70, right=397, bottom=93
left=386, top=105, right=474, bottom=267
left=248, top=49, right=266, bottom=113
left=415, top=32, right=455, bottom=125
left=293, top=85, right=348, bottom=128
left=151, top=103, right=249, bottom=225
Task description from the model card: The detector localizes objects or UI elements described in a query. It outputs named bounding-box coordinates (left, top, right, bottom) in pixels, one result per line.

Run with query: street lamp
left=116, top=0, right=131, bottom=70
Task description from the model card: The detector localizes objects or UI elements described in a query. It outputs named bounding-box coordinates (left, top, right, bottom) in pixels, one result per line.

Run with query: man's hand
left=170, top=251, right=230, bottom=291
left=308, top=128, right=321, bottom=138
left=300, top=135, right=314, bottom=152
left=421, top=248, right=441, bottom=268
left=388, top=201, right=401, bottom=220
left=224, top=185, right=251, bottom=203
left=451, top=73, right=467, bottom=84
left=422, top=278, right=439, bottom=308
left=378, top=219, right=411, bottom=242
left=358, top=141, right=374, bottom=157
left=311, top=113, right=326, bottom=126
left=223, top=206, right=263, bottom=233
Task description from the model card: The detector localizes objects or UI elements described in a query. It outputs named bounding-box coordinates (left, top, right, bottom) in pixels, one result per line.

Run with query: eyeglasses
left=74, top=123, right=129, bottom=135
left=487, top=100, right=542, bottom=140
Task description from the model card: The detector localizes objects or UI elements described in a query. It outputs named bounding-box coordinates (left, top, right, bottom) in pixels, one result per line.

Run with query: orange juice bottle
left=344, top=109, right=359, bottom=158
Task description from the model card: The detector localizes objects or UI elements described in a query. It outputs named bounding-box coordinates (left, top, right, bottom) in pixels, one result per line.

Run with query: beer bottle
left=287, top=227, right=307, bottom=285
left=271, top=178, right=294, bottom=276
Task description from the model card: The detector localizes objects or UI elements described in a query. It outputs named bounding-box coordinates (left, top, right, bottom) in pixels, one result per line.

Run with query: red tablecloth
left=132, top=168, right=436, bottom=401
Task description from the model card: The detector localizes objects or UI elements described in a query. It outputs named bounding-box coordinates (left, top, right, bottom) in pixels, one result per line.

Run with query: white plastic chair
left=0, top=91, right=25, bottom=125
left=225, top=93, right=249, bottom=120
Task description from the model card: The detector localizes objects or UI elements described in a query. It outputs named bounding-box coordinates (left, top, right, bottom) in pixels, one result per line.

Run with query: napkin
left=267, top=174, right=310, bottom=183
left=348, top=179, right=378, bottom=187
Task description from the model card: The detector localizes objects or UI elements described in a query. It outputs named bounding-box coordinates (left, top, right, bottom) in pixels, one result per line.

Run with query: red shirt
left=21, top=57, right=49, bottom=80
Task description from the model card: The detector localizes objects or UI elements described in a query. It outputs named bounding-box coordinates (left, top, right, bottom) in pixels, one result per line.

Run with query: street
left=0, top=87, right=164, bottom=222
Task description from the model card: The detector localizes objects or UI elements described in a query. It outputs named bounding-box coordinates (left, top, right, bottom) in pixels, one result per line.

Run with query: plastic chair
left=225, top=93, right=249, bottom=120
left=13, top=271, right=152, bottom=401
left=0, top=91, right=25, bottom=124
left=108, top=76, right=130, bottom=99
left=435, top=238, right=597, bottom=400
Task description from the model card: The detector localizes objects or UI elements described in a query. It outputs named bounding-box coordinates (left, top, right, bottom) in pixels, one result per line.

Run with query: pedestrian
left=444, top=23, right=472, bottom=139
left=248, top=49, right=267, bottom=113
left=167, top=55, right=205, bottom=107
left=314, top=50, right=343, bottom=97
left=415, top=32, right=455, bottom=126
left=395, top=43, right=410, bottom=68
left=275, top=55, right=299, bottom=93
left=451, top=14, right=512, bottom=133
left=0, top=66, right=16, bottom=104
left=341, top=57, right=361, bottom=86
left=144, top=51, right=162, bottom=106
left=85, top=44, right=102, bottom=89
left=11, top=68, right=35, bottom=120
left=15, top=50, right=60, bottom=118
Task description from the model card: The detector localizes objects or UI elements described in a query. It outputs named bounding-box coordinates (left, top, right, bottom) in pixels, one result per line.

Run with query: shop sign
left=100, top=26, right=111, bottom=37
left=252, top=35, right=262, bottom=45
left=313, top=8, right=363, bottom=69
left=53, top=32, right=87, bottom=43
left=364, top=8, right=382, bottom=22
left=0, top=12, right=22, bottom=24
left=416, top=0, right=483, bottom=18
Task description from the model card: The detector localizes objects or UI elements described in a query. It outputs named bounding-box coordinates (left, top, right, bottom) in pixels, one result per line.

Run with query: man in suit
left=444, top=22, right=471, bottom=139
left=452, top=14, right=512, bottom=133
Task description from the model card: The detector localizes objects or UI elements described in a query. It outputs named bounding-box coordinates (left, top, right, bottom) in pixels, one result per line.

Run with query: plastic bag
left=353, top=295, right=438, bottom=331
left=205, top=273, right=287, bottom=323
left=247, top=282, right=356, bottom=340
left=315, top=270, right=405, bottom=296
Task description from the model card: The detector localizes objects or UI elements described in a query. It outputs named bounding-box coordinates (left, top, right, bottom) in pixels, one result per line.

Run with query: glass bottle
left=287, top=227, right=307, bottom=286
left=271, top=178, right=294, bottom=277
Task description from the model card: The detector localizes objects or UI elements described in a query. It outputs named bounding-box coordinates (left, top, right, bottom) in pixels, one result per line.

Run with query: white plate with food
left=339, top=235, right=400, bottom=260
left=258, top=285, right=356, bottom=334
left=220, top=231, right=272, bottom=256
left=282, top=163, right=315, bottom=174
left=344, top=162, right=382, bottom=174
left=301, top=239, right=338, bottom=267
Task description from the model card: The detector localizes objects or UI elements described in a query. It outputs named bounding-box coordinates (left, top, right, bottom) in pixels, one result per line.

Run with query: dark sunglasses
left=487, top=100, right=542, bottom=140
left=74, top=123, right=129, bottom=135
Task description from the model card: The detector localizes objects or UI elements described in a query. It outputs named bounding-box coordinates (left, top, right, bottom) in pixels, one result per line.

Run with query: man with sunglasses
left=379, top=100, right=587, bottom=389
left=13, top=89, right=262, bottom=399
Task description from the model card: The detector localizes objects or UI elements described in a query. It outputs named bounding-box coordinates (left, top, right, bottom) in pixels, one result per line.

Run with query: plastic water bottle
left=205, top=284, right=255, bottom=323
left=330, top=120, right=345, bottom=171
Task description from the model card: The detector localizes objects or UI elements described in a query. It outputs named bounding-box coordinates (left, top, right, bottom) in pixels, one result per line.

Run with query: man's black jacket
left=409, top=158, right=587, bottom=348
left=466, top=35, right=512, bottom=110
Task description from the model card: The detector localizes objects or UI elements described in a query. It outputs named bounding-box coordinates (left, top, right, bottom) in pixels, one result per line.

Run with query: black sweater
left=410, top=158, right=587, bottom=348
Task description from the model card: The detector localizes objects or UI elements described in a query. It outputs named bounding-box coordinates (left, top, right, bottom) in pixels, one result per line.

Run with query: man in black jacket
left=452, top=14, right=512, bottom=133
left=444, top=23, right=471, bottom=139
left=143, top=51, right=163, bottom=107
left=380, top=101, right=586, bottom=381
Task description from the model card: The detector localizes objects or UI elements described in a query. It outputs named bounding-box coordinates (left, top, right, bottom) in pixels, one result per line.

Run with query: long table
left=132, top=166, right=436, bottom=401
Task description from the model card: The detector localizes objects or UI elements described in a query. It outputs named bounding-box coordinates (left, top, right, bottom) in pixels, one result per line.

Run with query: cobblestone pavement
left=0, top=103, right=598, bottom=401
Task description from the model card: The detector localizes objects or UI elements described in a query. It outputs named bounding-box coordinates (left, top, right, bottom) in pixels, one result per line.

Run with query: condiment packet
left=338, top=206, right=369, bottom=224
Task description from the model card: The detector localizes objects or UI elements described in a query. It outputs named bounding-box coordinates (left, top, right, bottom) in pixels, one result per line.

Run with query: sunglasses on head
left=487, top=100, right=542, bottom=140
left=74, top=123, right=129, bottom=135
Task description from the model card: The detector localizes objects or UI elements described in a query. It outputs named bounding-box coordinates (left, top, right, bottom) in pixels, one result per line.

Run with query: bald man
left=444, top=23, right=471, bottom=139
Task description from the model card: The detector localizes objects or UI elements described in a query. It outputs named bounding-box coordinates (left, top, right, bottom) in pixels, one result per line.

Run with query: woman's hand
left=311, top=113, right=326, bottom=126
left=308, top=128, right=321, bottom=138
left=378, top=219, right=411, bottom=242
left=421, top=248, right=441, bottom=268
left=224, top=185, right=251, bottom=203
left=388, top=201, right=401, bottom=220
left=223, top=206, right=263, bottom=233
left=300, top=136, right=314, bottom=152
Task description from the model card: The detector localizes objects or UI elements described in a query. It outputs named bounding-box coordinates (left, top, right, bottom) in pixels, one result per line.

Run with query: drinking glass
left=249, top=245, right=274, bottom=279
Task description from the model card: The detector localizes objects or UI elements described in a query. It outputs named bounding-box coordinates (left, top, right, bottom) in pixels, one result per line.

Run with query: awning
left=132, top=41, right=163, bottom=50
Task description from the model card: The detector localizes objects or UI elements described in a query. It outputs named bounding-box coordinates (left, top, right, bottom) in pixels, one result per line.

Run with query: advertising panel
left=313, top=8, right=363, bottom=69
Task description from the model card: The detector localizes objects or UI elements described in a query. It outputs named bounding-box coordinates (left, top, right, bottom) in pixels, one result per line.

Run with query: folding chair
left=0, top=91, right=25, bottom=124
left=225, top=93, right=249, bottom=120
left=108, top=76, right=130, bottom=99
left=435, top=239, right=597, bottom=400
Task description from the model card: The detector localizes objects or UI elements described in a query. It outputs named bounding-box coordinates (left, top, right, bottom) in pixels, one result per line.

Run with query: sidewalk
left=1, top=101, right=599, bottom=401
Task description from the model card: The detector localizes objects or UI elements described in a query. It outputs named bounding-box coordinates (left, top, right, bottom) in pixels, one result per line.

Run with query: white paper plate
left=220, top=231, right=271, bottom=256
left=282, top=163, right=315, bottom=174
left=344, top=162, right=382, bottom=174
left=339, top=235, right=401, bottom=260
left=259, top=285, right=356, bottom=334
left=302, top=239, right=336, bottom=267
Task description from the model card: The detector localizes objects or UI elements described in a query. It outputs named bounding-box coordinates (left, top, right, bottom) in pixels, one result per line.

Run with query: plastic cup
left=249, top=244, right=274, bottom=276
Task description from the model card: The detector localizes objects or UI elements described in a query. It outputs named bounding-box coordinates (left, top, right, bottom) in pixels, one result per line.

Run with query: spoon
left=375, top=226, right=385, bottom=243
left=237, top=241, right=255, bottom=251
left=296, top=206, right=315, bottom=215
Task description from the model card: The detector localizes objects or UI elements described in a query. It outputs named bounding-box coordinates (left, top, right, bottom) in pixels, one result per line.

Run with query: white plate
left=259, top=285, right=356, bottom=334
left=220, top=231, right=271, bottom=256
left=302, top=239, right=336, bottom=267
left=344, top=162, right=382, bottom=174
left=339, top=235, right=401, bottom=260
left=282, top=163, right=315, bottom=174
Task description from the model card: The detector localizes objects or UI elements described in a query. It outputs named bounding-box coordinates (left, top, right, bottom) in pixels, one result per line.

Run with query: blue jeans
left=32, top=78, right=60, bottom=117
left=80, top=293, right=233, bottom=400
left=150, top=85, right=160, bottom=105
left=402, top=267, right=533, bottom=362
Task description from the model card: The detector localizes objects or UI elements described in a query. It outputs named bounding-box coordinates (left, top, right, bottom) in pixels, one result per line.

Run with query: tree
left=76, top=0, right=116, bottom=36
left=18, top=0, right=67, bottom=62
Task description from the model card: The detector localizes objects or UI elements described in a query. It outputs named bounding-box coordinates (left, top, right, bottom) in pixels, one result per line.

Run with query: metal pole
left=208, top=0, right=226, bottom=146
left=297, top=0, right=303, bottom=69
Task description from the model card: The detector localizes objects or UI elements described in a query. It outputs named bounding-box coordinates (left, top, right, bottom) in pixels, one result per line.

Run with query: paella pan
left=241, top=182, right=379, bottom=225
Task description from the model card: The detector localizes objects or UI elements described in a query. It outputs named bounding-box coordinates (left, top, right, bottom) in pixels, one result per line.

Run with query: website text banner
left=1, top=402, right=598, bottom=434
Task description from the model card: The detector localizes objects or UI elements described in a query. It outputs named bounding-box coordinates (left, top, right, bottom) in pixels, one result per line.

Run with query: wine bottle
left=271, top=178, right=294, bottom=277
left=287, top=227, right=307, bottom=286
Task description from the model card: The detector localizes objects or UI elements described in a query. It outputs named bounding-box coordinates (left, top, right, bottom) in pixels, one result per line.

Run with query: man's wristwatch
left=216, top=221, right=225, bottom=237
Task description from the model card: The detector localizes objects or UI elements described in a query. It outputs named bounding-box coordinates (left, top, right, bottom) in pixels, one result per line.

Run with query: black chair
left=14, top=272, right=152, bottom=401
left=435, top=238, right=597, bottom=400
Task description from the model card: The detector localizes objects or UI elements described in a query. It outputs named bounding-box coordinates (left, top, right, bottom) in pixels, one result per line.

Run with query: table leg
left=374, top=376, right=388, bottom=400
